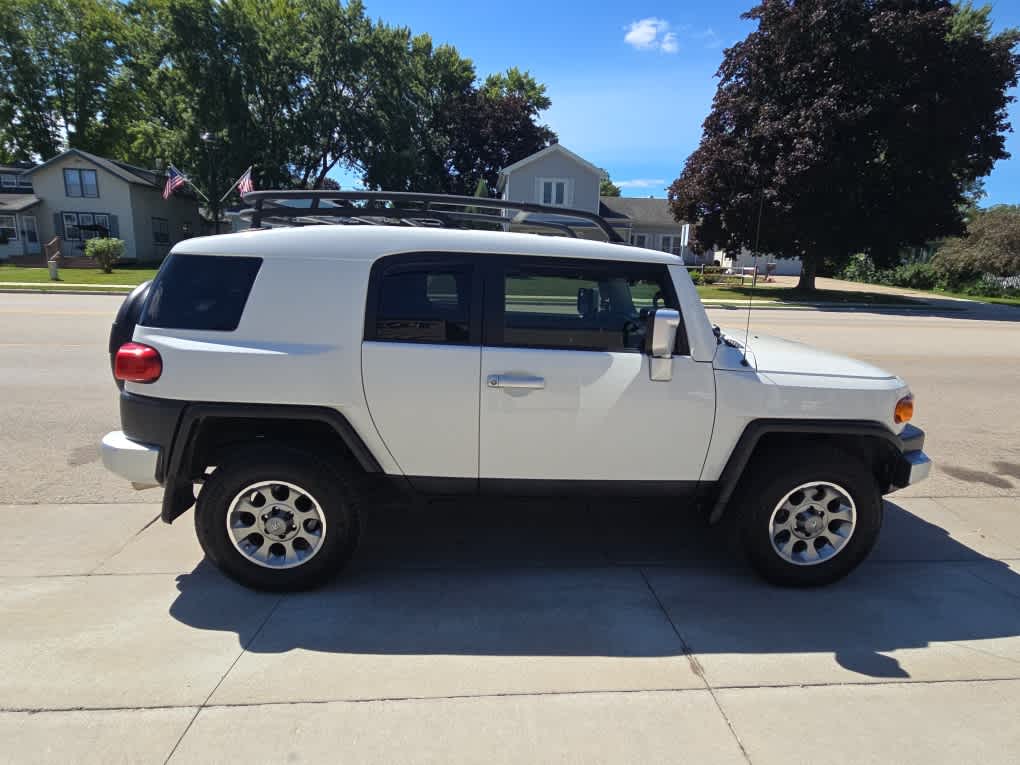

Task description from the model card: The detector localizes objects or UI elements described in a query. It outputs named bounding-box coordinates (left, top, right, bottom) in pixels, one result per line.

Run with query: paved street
left=1, top=291, right=1019, bottom=764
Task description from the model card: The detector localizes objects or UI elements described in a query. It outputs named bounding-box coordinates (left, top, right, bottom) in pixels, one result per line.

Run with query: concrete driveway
left=1, top=292, right=1019, bottom=764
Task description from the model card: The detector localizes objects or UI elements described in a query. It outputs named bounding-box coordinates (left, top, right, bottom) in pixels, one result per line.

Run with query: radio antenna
left=741, top=188, right=765, bottom=367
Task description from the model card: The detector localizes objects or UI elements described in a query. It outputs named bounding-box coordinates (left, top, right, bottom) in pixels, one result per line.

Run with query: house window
left=152, top=217, right=170, bottom=245
left=63, top=168, right=99, bottom=198
left=78, top=213, right=96, bottom=239
left=661, top=235, right=683, bottom=256
left=94, top=214, right=110, bottom=236
left=0, top=215, right=18, bottom=241
left=62, top=212, right=81, bottom=241
left=1, top=174, right=16, bottom=189
left=631, top=233, right=649, bottom=248
left=538, top=178, right=568, bottom=207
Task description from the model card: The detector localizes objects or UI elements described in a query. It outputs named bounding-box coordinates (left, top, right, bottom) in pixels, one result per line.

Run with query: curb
left=0, top=287, right=133, bottom=296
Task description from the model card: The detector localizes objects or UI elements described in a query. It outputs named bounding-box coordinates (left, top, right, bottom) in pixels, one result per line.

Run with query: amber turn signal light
left=894, top=395, right=914, bottom=424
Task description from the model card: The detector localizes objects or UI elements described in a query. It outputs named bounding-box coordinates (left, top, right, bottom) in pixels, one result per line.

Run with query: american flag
left=163, top=166, right=186, bottom=200
left=237, top=166, right=254, bottom=195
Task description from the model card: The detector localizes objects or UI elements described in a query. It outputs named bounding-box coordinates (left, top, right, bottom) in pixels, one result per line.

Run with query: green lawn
left=928, top=289, right=1020, bottom=307
left=696, top=285, right=921, bottom=305
left=0, top=265, right=158, bottom=285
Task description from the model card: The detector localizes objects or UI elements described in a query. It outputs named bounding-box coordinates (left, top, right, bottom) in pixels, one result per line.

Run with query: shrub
left=689, top=270, right=704, bottom=285
left=85, top=237, right=125, bottom=273
left=881, top=262, right=938, bottom=290
left=841, top=253, right=878, bottom=283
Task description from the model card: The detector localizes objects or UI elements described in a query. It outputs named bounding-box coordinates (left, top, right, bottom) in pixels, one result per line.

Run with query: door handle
left=487, top=374, right=545, bottom=390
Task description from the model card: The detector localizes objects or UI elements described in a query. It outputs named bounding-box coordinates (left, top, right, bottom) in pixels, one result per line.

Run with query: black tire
left=194, top=445, right=361, bottom=591
left=732, top=446, right=882, bottom=587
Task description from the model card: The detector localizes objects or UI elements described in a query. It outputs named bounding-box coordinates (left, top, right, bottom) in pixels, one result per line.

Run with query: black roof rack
left=239, top=190, right=625, bottom=244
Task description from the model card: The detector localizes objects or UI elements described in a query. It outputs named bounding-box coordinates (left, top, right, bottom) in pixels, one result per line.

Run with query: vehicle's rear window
left=140, top=254, right=262, bottom=331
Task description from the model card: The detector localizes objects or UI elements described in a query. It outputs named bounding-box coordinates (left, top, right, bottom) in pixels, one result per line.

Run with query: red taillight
left=114, top=343, right=162, bottom=383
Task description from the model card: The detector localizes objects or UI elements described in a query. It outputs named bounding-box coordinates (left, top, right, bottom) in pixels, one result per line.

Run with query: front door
left=361, top=253, right=483, bottom=485
left=478, top=256, right=716, bottom=485
left=22, top=215, right=40, bottom=255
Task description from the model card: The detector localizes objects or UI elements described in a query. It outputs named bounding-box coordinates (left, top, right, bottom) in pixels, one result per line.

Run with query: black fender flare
left=707, top=419, right=914, bottom=524
left=161, top=403, right=383, bottom=523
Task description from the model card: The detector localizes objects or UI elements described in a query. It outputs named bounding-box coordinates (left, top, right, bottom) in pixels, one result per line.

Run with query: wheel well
left=185, top=417, right=361, bottom=480
left=747, top=432, right=900, bottom=491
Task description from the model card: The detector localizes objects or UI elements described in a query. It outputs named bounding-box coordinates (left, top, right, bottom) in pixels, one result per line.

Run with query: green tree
left=600, top=176, right=621, bottom=197
left=668, top=0, right=1020, bottom=290
left=0, top=0, right=128, bottom=158
left=934, top=205, right=1020, bottom=287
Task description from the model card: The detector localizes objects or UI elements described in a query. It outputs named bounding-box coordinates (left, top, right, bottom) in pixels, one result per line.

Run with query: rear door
left=478, top=255, right=715, bottom=485
left=361, top=253, right=482, bottom=484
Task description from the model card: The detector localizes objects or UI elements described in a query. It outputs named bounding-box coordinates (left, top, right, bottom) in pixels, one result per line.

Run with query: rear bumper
left=889, top=424, right=932, bottom=491
left=101, top=431, right=160, bottom=485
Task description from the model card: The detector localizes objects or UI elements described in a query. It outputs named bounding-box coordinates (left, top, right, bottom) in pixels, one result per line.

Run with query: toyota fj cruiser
left=101, top=191, right=931, bottom=591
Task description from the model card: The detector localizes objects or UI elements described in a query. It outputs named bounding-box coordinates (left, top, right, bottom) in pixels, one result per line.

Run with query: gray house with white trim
left=0, top=162, right=42, bottom=260
left=497, top=143, right=709, bottom=263
left=19, top=149, right=202, bottom=263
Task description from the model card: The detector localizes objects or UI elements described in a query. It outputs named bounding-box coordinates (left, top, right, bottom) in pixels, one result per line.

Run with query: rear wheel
left=195, top=446, right=361, bottom=591
left=733, top=447, right=882, bottom=587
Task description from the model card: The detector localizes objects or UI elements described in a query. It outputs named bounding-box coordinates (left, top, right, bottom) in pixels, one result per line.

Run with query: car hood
left=716, top=330, right=897, bottom=380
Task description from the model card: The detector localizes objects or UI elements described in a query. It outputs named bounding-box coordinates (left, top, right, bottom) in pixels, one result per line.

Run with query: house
left=497, top=143, right=710, bottom=263
left=19, top=149, right=202, bottom=263
left=497, top=143, right=802, bottom=275
left=0, top=161, right=42, bottom=260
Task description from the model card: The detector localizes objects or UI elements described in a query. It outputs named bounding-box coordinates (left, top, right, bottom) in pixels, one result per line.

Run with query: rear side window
left=140, top=254, right=262, bottom=331
left=367, top=260, right=476, bottom=344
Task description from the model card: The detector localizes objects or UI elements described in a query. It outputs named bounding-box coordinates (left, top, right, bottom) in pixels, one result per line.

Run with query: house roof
left=0, top=161, right=36, bottom=174
left=498, top=144, right=605, bottom=179
left=599, top=196, right=685, bottom=227
left=0, top=194, right=42, bottom=212
left=25, top=148, right=161, bottom=187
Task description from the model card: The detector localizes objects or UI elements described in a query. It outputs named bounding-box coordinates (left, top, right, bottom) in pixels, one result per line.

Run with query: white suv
left=101, top=191, right=931, bottom=591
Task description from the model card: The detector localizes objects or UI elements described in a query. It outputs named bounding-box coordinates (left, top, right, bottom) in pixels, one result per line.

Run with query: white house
left=0, top=162, right=42, bottom=260
left=19, top=149, right=202, bottom=263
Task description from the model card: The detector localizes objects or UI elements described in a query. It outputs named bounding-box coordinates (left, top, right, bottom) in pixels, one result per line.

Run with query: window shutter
left=53, top=213, right=64, bottom=239
left=109, top=214, right=119, bottom=238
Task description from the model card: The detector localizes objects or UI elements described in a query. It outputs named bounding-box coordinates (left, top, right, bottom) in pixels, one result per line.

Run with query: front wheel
left=733, top=447, right=882, bottom=587
left=195, top=446, right=361, bottom=591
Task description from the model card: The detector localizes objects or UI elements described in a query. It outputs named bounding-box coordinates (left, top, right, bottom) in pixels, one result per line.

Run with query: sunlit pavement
left=2, top=292, right=1019, bottom=764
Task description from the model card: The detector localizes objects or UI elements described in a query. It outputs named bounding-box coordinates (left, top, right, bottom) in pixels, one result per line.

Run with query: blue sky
left=343, top=0, right=1020, bottom=206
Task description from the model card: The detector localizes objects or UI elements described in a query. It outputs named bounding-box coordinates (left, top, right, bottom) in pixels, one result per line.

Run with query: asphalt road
left=1, top=291, right=1020, bottom=764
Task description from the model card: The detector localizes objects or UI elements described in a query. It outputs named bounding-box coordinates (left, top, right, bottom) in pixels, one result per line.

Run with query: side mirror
left=646, top=308, right=680, bottom=381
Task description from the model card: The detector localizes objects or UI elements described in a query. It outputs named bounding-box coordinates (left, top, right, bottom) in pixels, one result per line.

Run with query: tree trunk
left=797, top=257, right=817, bottom=291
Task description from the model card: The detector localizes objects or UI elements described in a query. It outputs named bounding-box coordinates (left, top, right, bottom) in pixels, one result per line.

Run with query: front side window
left=539, top=178, right=568, bottom=206
left=94, top=214, right=110, bottom=236
left=0, top=215, right=17, bottom=241
left=152, top=217, right=170, bottom=244
left=1, top=174, right=15, bottom=188
left=631, top=233, right=648, bottom=248
left=62, top=212, right=81, bottom=241
left=661, top=236, right=682, bottom=256
left=492, top=257, right=680, bottom=353
left=368, top=260, right=475, bottom=345
left=78, top=213, right=96, bottom=239
left=63, top=169, right=99, bottom=198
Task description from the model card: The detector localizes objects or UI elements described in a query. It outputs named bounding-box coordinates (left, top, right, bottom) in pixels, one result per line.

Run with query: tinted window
left=497, top=259, right=678, bottom=353
left=372, top=265, right=473, bottom=344
left=140, top=254, right=262, bottom=331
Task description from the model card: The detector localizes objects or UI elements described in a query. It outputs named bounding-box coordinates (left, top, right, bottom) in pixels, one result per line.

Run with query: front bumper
left=101, top=431, right=161, bottom=486
left=889, top=424, right=932, bottom=491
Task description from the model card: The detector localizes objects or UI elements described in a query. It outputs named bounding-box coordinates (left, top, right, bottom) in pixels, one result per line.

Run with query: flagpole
left=175, top=164, right=210, bottom=202
left=219, top=166, right=252, bottom=204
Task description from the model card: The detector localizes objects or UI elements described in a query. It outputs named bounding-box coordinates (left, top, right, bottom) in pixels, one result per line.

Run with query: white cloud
left=616, top=178, right=668, bottom=189
left=623, top=18, right=678, bottom=53
left=695, top=28, right=722, bottom=49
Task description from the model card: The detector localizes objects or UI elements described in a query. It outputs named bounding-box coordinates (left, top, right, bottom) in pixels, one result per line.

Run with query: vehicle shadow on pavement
left=168, top=499, right=1020, bottom=679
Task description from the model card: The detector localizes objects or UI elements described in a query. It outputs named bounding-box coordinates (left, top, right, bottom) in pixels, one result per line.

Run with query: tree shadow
left=169, top=498, right=1020, bottom=679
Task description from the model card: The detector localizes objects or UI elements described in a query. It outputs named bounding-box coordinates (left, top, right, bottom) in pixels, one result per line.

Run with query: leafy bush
left=841, top=253, right=878, bottom=283
left=935, top=205, right=1020, bottom=282
left=85, top=237, right=125, bottom=273
left=881, top=262, right=938, bottom=290
left=689, top=270, right=704, bottom=285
